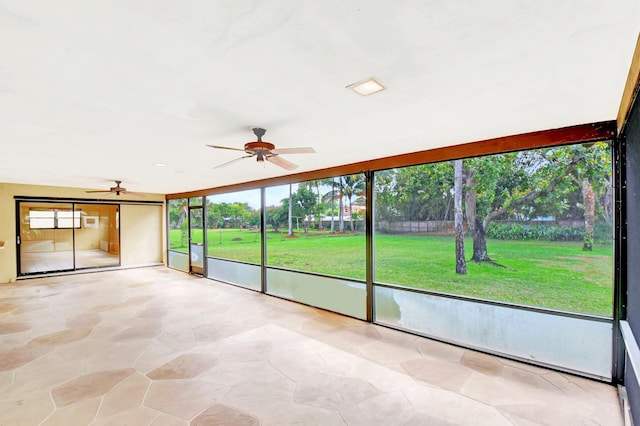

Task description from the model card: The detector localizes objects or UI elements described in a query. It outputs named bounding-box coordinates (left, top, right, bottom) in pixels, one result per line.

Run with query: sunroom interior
left=1, top=1, right=640, bottom=424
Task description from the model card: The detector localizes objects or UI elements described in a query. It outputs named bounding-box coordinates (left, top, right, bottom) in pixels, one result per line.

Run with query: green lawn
left=169, top=229, right=613, bottom=315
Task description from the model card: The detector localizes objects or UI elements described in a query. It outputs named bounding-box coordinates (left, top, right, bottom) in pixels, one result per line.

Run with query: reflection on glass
left=168, top=198, right=188, bottom=253
left=28, top=210, right=55, bottom=229
left=57, top=210, right=81, bottom=228
left=265, top=176, right=366, bottom=280
left=374, top=285, right=612, bottom=379
left=19, top=202, right=75, bottom=273
left=267, top=268, right=366, bottom=319
left=74, top=204, right=119, bottom=269
left=205, top=189, right=261, bottom=264
left=168, top=251, right=189, bottom=272
left=373, top=143, right=613, bottom=315
left=189, top=207, right=204, bottom=272
left=19, top=202, right=122, bottom=274
left=207, top=258, right=261, bottom=291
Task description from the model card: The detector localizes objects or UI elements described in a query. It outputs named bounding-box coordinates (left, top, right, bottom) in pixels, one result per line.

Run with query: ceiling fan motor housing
left=244, top=141, right=275, bottom=153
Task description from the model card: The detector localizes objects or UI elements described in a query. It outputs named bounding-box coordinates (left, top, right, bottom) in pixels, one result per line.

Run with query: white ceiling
left=0, top=1, right=638, bottom=195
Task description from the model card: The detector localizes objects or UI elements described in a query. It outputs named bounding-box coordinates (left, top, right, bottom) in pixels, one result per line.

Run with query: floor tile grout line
left=38, top=389, right=58, bottom=426
left=1, top=267, right=625, bottom=425
left=88, top=394, right=106, bottom=425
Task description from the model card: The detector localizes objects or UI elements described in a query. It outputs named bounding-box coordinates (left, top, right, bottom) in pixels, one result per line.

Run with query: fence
left=376, top=219, right=584, bottom=235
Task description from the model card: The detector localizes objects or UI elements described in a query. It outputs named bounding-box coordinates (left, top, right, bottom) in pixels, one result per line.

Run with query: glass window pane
left=374, top=143, right=613, bottom=315
left=168, top=198, right=188, bottom=253
left=57, top=210, right=81, bottom=228
left=374, top=286, right=612, bottom=379
left=74, top=204, right=119, bottom=269
left=265, top=176, right=366, bottom=280
left=205, top=189, right=261, bottom=264
left=20, top=203, right=74, bottom=274
left=29, top=210, right=55, bottom=229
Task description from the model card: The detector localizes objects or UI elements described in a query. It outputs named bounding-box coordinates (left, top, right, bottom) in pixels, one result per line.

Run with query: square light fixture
left=347, top=77, right=386, bottom=96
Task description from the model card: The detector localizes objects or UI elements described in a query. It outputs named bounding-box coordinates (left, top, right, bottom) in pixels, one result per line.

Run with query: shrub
left=487, top=223, right=583, bottom=241
left=593, top=221, right=613, bottom=244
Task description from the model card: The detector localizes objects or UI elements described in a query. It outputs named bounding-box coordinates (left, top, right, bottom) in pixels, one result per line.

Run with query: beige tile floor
left=20, top=249, right=120, bottom=274
left=0, top=267, right=623, bottom=425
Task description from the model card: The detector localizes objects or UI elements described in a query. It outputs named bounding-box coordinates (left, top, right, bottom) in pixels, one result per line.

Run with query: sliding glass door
left=17, top=201, right=120, bottom=275
left=18, top=202, right=75, bottom=274
left=74, top=204, right=120, bottom=269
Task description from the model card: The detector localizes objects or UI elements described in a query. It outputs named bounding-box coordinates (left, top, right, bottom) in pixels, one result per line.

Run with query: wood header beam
left=618, top=33, right=640, bottom=135
left=167, top=120, right=616, bottom=200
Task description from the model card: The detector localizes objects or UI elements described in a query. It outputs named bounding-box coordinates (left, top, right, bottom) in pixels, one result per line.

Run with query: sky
left=208, top=182, right=335, bottom=209
left=207, top=184, right=297, bottom=210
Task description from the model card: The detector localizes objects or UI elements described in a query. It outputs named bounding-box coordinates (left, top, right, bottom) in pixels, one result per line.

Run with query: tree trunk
left=471, top=216, right=490, bottom=263
left=463, top=170, right=477, bottom=235
left=602, top=177, right=613, bottom=221
left=338, top=195, right=344, bottom=232
left=463, top=168, right=494, bottom=265
left=454, top=160, right=467, bottom=274
left=288, top=184, right=294, bottom=237
left=348, top=196, right=354, bottom=232
left=176, top=206, right=187, bottom=228
left=330, top=179, right=336, bottom=233
left=316, top=181, right=323, bottom=230
left=582, top=178, right=595, bottom=251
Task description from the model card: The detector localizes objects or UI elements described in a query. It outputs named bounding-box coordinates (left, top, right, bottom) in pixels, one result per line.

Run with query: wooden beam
left=167, top=121, right=616, bottom=200
left=618, top=33, right=640, bottom=135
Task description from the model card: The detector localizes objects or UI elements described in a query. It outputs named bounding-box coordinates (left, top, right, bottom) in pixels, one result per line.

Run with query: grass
left=169, top=228, right=613, bottom=315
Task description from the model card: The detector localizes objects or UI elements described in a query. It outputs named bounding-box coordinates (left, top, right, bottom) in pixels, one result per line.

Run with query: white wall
left=120, top=204, right=163, bottom=266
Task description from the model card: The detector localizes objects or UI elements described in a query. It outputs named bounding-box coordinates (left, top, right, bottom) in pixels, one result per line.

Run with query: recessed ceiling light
left=153, top=162, right=168, bottom=167
left=347, top=77, right=386, bottom=96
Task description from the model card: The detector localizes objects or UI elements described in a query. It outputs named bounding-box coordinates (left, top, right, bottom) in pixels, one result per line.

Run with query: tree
left=581, top=178, right=595, bottom=250
left=338, top=182, right=345, bottom=232
left=291, top=184, right=317, bottom=234
left=463, top=147, right=592, bottom=265
left=373, top=169, right=399, bottom=226
left=322, top=178, right=344, bottom=232
left=311, top=180, right=325, bottom=230
left=206, top=202, right=223, bottom=229
left=267, top=206, right=287, bottom=233
left=552, top=142, right=611, bottom=251
left=287, top=184, right=294, bottom=236
left=321, top=178, right=338, bottom=233
left=454, top=159, right=466, bottom=274
left=341, top=174, right=365, bottom=231
left=373, top=165, right=454, bottom=225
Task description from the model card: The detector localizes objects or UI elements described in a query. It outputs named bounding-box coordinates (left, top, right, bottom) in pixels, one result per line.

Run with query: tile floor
left=20, top=249, right=120, bottom=274
left=0, top=267, right=623, bottom=425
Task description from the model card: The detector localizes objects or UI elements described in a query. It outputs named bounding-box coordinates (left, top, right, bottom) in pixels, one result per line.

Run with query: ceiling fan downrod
left=252, top=127, right=266, bottom=141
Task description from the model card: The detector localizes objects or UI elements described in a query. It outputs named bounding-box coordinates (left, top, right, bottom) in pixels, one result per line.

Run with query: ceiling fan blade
left=120, top=191, right=146, bottom=197
left=206, top=144, right=246, bottom=152
left=85, top=190, right=113, bottom=193
left=270, top=147, right=316, bottom=155
left=267, top=155, right=298, bottom=170
left=213, top=154, right=254, bottom=169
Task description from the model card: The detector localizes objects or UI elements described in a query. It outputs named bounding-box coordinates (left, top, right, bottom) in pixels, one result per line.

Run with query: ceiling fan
left=207, top=127, right=315, bottom=171
left=86, top=180, right=144, bottom=197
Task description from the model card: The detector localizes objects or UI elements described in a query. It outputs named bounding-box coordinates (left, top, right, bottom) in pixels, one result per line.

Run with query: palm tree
left=311, top=179, right=324, bottom=230
left=321, top=178, right=338, bottom=233
left=341, top=174, right=365, bottom=231
left=287, top=184, right=294, bottom=237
